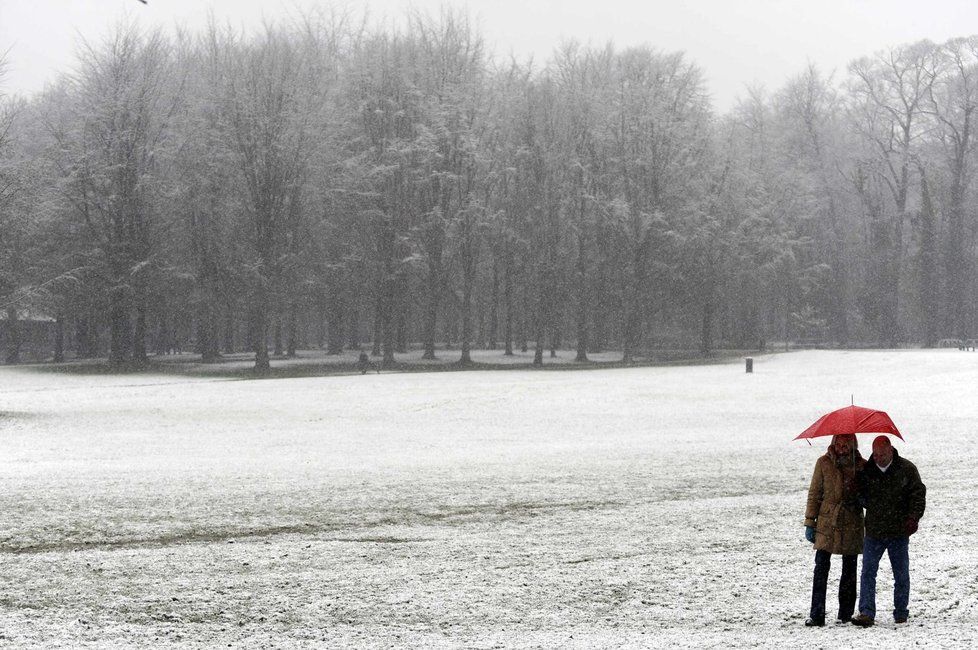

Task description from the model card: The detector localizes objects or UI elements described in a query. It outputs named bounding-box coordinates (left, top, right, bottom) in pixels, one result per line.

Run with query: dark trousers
left=809, top=550, right=857, bottom=621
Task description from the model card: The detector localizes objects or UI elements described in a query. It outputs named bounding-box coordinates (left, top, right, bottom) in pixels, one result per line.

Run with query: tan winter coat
left=804, top=452, right=865, bottom=555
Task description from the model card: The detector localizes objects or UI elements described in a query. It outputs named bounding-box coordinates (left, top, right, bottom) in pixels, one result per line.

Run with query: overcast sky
left=2, top=0, right=977, bottom=111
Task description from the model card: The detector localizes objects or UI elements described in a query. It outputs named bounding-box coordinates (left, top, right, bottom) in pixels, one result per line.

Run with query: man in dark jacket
left=851, top=436, right=926, bottom=627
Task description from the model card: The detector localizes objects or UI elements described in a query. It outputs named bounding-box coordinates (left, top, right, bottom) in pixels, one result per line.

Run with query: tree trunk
left=53, top=312, right=65, bottom=363
left=504, top=243, right=514, bottom=356
left=396, top=309, right=407, bottom=354
left=590, top=216, right=608, bottom=354
left=382, top=276, right=395, bottom=368
left=533, top=276, right=544, bottom=366
left=622, top=244, right=648, bottom=364
left=223, top=305, right=235, bottom=355
left=327, top=289, right=345, bottom=355
left=622, top=311, right=636, bottom=363
left=622, top=231, right=649, bottom=364
left=422, top=258, right=442, bottom=360
left=77, top=314, right=94, bottom=359
left=815, top=190, right=851, bottom=347
left=476, top=292, right=486, bottom=350
left=316, top=294, right=327, bottom=349
left=918, top=166, right=939, bottom=347
left=273, top=318, right=284, bottom=357
left=371, top=288, right=382, bottom=357
left=201, top=312, right=221, bottom=363
left=132, top=286, right=148, bottom=364
left=533, top=318, right=544, bottom=365
left=884, top=142, right=911, bottom=346
left=460, top=234, right=476, bottom=367
left=155, top=313, right=166, bottom=356
left=784, top=293, right=791, bottom=352
left=575, top=232, right=589, bottom=362
left=382, top=315, right=395, bottom=367
left=4, top=308, right=20, bottom=364
left=109, top=284, right=131, bottom=364
left=944, top=165, right=968, bottom=339
left=700, top=296, right=714, bottom=355
left=347, top=297, right=360, bottom=350
left=253, top=294, right=270, bottom=373
left=286, top=303, right=297, bottom=358
left=520, top=272, right=529, bottom=353
left=395, top=274, right=408, bottom=354
left=488, top=256, right=499, bottom=350
left=200, top=286, right=221, bottom=362
left=460, top=306, right=473, bottom=365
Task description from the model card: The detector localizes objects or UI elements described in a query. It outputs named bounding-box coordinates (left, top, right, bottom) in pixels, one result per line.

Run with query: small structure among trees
left=0, top=309, right=56, bottom=364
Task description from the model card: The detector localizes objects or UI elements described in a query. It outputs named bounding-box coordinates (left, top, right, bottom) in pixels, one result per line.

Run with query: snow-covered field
left=0, top=350, right=974, bottom=648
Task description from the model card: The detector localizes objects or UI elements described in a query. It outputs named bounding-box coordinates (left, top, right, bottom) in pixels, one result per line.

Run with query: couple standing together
left=804, top=434, right=926, bottom=627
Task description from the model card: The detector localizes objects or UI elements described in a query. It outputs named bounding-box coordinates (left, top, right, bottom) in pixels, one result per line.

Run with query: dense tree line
left=3, top=12, right=978, bottom=370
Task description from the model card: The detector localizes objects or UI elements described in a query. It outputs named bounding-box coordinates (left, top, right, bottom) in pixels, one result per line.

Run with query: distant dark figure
left=357, top=351, right=371, bottom=375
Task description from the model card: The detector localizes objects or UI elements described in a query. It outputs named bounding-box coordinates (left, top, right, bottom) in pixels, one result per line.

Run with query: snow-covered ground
left=0, top=350, right=974, bottom=648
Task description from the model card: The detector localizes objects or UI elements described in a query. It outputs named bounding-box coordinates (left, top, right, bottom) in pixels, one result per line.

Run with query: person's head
left=872, top=436, right=894, bottom=466
left=831, top=434, right=857, bottom=456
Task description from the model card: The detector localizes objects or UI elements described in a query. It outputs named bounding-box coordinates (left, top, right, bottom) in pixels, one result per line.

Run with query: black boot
left=805, top=617, right=825, bottom=627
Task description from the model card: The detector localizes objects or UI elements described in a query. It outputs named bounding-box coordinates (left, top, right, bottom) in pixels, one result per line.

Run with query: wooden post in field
left=746, top=357, right=753, bottom=373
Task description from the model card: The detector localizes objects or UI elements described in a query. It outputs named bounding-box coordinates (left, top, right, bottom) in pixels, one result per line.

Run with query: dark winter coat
left=805, top=450, right=865, bottom=555
left=859, top=448, right=926, bottom=539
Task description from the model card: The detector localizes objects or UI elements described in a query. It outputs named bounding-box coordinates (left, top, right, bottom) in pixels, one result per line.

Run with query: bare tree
left=925, top=37, right=978, bottom=338
left=847, top=41, right=939, bottom=344
left=47, top=25, right=176, bottom=364
left=207, top=22, right=324, bottom=372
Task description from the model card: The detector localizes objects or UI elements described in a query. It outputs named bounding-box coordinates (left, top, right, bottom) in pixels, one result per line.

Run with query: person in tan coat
left=803, top=433, right=865, bottom=626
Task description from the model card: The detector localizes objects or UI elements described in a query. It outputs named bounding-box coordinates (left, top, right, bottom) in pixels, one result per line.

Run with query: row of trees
left=2, top=12, right=978, bottom=370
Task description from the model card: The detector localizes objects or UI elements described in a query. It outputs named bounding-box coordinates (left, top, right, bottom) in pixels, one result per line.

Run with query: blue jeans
left=859, top=536, right=910, bottom=620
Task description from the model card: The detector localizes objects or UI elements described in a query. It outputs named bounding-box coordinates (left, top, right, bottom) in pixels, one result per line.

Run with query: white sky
left=2, top=0, right=977, bottom=111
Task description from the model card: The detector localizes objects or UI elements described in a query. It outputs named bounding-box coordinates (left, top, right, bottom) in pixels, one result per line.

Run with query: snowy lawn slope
left=0, top=350, right=974, bottom=647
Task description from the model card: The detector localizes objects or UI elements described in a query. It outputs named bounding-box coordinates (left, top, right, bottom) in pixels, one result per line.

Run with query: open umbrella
left=794, top=404, right=904, bottom=442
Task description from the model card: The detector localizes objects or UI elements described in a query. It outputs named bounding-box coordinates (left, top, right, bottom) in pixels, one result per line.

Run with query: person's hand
left=805, top=526, right=816, bottom=543
left=905, top=517, right=919, bottom=536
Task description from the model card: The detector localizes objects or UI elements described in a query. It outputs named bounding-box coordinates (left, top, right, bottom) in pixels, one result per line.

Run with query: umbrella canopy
left=794, top=405, right=904, bottom=441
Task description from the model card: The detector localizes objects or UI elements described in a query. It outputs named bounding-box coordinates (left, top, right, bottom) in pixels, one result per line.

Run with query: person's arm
left=804, top=460, right=823, bottom=528
left=906, top=463, right=926, bottom=522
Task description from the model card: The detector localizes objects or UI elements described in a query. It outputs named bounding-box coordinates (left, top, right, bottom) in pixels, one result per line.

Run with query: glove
left=905, top=518, right=919, bottom=536
left=805, top=526, right=816, bottom=543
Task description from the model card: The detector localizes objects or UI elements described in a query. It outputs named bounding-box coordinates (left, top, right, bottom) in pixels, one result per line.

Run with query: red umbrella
left=794, top=405, right=904, bottom=442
